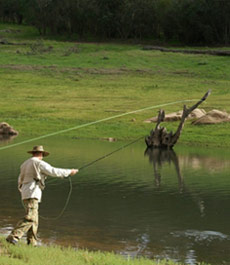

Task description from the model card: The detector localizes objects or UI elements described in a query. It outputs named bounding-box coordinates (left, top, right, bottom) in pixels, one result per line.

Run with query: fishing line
left=11, top=98, right=199, bottom=220
left=40, top=135, right=144, bottom=220
left=0, top=99, right=198, bottom=151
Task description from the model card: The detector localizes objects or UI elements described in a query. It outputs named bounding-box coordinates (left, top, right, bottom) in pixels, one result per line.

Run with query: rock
left=101, top=137, right=117, bottom=142
left=189, top=108, right=206, bottom=119
left=145, top=108, right=230, bottom=125
left=192, top=110, right=230, bottom=125
left=107, top=137, right=116, bottom=142
left=0, top=122, right=18, bottom=135
left=144, top=108, right=206, bottom=123
left=0, top=38, right=9, bottom=45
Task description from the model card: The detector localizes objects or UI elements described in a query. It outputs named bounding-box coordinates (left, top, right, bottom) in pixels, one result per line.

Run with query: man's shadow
left=144, top=147, right=205, bottom=216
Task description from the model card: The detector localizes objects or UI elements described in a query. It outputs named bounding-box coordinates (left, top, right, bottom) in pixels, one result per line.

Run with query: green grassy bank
left=0, top=237, right=210, bottom=265
left=0, top=23, right=230, bottom=147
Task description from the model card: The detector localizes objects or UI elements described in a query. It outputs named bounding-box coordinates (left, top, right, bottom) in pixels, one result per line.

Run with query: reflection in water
left=179, top=154, right=230, bottom=172
left=144, top=148, right=184, bottom=190
left=144, top=147, right=205, bottom=217
left=0, top=134, right=17, bottom=143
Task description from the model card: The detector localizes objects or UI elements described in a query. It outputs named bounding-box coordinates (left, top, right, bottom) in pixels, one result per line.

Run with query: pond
left=0, top=136, right=230, bottom=265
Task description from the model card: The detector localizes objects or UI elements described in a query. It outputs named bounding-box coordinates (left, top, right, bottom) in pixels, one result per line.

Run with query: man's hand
left=70, top=169, right=79, bottom=176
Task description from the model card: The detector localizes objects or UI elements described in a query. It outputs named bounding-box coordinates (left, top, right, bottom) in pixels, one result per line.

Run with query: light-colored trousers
left=7, top=198, right=39, bottom=246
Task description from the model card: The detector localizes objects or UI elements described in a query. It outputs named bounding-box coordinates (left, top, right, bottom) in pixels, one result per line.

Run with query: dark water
left=0, top=136, right=230, bottom=265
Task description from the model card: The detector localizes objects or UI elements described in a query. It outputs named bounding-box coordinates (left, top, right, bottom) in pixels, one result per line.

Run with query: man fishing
left=6, top=145, right=78, bottom=246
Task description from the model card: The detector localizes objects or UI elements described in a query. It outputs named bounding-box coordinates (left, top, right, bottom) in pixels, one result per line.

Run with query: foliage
left=0, top=0, right=230, bottom=44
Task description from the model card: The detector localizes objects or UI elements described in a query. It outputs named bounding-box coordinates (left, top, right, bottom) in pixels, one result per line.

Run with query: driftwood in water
left=145, top=90, right=211, bottom=149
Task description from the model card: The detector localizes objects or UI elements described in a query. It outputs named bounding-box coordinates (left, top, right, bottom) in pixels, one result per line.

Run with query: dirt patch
left=0, top=29, right=21, bottom=33
left=0, top=64, right=196, bottom=78
left=143, top=46, right=230, bottom=57
left=0, top=39, right=27, bottom=45
left=0, top=64, right=156, bottom=75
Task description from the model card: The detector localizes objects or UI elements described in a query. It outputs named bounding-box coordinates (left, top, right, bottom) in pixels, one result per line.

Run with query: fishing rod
left=40, top=135, right=144, bottom=220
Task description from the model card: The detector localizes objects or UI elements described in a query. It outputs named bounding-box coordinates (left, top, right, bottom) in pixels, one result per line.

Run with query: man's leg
left=6, top=198, right=39, bottom=245
left=26, top=205, right=39, bottom=246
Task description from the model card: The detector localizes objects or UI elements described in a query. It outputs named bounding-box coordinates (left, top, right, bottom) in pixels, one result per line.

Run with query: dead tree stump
left=145, top=90, right=211, bottom=149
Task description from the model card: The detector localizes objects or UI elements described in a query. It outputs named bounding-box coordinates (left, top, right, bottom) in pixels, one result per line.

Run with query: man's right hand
left=70, top=169, right=79, bottom=176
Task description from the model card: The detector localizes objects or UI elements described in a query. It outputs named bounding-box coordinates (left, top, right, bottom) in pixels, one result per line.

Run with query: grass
left=0, top=237, right=210, bottom=265
left=0, top=23, right=230, bottom=147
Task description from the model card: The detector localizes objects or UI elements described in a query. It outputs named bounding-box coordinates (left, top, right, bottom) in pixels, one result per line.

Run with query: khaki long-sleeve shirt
left=18, top=157, right=72, bottom=202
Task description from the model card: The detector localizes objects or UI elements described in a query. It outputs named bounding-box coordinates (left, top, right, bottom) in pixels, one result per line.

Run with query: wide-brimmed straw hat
left=27, top=145, right=50, bottom=157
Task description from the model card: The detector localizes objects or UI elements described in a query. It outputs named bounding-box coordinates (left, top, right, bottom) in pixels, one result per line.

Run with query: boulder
left=189, top=108, right=206, bottom=119
left=144, top=108, right=206, bottom=123
left=192, top=109, right=230, bottom=125
left=0, top=122, right=18, bottom=135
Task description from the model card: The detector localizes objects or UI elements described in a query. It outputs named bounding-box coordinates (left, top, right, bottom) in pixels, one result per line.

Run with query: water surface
left=0, top=137, right=230, bottom=265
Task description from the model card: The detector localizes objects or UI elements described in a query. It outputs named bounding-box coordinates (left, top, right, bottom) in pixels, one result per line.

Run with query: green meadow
left=0, top=23, right=230, bottom=147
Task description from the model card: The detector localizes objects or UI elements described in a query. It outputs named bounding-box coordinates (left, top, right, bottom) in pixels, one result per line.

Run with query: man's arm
left=39, top=160, right=78, bottom=178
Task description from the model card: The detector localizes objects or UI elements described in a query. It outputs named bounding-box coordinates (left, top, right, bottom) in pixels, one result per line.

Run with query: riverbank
left=0, top=237, right=210, bottom=265
left=0, top=23, right=230, bottom=147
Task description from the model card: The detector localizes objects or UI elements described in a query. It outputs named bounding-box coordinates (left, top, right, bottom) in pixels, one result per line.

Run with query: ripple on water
left=171, top=230, right=230, bottom=243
